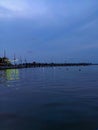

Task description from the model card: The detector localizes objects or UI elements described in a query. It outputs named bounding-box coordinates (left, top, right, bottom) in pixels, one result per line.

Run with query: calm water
left=0, top=66, right=98, bottom=130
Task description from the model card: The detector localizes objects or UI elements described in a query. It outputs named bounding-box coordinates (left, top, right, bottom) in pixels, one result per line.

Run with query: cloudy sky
left=0, top=0, right=98, bottom=63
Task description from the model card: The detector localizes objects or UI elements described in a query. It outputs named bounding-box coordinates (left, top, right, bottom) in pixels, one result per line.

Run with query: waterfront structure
left=0, top=57, right=11, bottom=66
left=0, top=50, right=11, bottom=66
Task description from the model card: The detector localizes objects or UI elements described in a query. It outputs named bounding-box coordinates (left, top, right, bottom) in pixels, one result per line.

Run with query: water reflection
left=5, top=69, right=19, bottom=81
left=0, top=69, right=19, bottom=81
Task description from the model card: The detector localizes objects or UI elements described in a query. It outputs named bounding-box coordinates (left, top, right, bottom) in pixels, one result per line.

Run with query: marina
left=0, top=53, right=95, bottom=70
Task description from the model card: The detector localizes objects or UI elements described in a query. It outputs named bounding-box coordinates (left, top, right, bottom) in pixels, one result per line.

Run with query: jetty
left=0, top=62, right=94, bottom=70
left=0, top=52, right=96, bottom=70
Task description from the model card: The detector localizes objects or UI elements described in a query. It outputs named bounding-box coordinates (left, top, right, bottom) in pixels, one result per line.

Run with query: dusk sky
left=0, top=0, right=98, bottom=63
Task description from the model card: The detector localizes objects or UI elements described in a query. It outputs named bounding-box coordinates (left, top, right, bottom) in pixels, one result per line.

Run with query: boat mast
left=14, top=54, right=16, bottom=65
left=4, top=50, right=6, bottom=58
left=20, top=56, right=22, bottom=64
left=25, top=58, right=27, bottom=64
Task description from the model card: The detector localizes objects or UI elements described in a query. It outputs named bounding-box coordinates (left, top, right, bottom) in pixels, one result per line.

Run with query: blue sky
left=0, top=0, right=98, bottom=63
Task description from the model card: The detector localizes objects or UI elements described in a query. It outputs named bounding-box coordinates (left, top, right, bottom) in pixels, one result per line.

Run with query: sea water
left=0, top=66, right=98, bottom=130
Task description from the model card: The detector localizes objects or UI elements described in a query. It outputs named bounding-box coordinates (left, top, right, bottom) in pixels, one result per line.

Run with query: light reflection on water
left=0, top=69, right=20, bottom=89
left=0, top=66, right=98, bottom=130
left=0, top=69, right=19, bottom=81
left=5, top=69, right=19, bottom=81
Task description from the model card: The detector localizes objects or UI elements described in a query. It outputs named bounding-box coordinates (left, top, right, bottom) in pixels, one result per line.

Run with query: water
left=0, top=66, right=98, bottom=130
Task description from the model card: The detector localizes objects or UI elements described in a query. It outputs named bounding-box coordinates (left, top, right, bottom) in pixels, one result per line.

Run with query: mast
left=4, top=50, right=6, bottom=58
left=20, top=56, right=22, bottom=64
left=14, top=54, right=16, bottom=65
left=25, top=58, right=27, bottom=64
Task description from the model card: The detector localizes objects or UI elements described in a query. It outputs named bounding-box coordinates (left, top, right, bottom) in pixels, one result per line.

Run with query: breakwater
left=0, top=62, right=94, bottom=70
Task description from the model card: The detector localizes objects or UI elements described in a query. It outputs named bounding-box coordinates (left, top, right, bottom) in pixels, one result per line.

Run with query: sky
left=0, top=0, right=98, bottom=63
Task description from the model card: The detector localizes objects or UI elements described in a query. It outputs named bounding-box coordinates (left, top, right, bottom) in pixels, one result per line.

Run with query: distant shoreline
left=0, top=62, right=97, bottom=70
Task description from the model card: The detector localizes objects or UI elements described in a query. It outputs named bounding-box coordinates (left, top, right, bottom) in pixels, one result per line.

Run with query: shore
left=0, top=62, right=96, bottom=70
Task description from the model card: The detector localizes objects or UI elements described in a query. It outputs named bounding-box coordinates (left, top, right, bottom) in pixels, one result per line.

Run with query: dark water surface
left=0, top=66, right=98, bottom=130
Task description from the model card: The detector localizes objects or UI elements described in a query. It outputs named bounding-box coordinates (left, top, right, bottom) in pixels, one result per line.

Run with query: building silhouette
left=0, top=51, right=11, bottom=66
